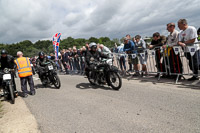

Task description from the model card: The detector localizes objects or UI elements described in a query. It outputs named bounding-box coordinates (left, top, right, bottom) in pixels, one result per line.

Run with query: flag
left=52, top=33, right=61, bottom=60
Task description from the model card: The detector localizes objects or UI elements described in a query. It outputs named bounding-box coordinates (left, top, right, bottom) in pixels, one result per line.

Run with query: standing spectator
left=80, top=47, right=87, bottom=74
left=162, top=23, right=183, bottom=78
left=135, top=35, right=148, bottom=76
left=177, top=19, right=200, bottom=81
left=61, top=50, right=69, bottom=74
left=117, top=43, right=126, bottom=72
left=113, top=43, right=118, bottom=53
left=149, top=32, right=166, bottom=77
left=68, top=48, right=73, bottom=72
left=85, top=42, right=90, bottom=51
left=127, top=34, right=138, bottom=74
left=58, top=52, right=63, bottom=72
left=64, top=49, right=70, bottom=74
left=50, top=53, right=55, bottom=61
left=14, top=51, right=35, bottom=98
left=197, top=28, right=200, bottom=41
left=72, top=47, right=80, bottom=73
left=123, top=36, right=135, bottom=72
left=99, top=44, right=112, bottom=58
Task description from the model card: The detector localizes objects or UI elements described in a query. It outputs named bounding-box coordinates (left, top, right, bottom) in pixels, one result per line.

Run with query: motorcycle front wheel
left=88, top=71, right=96, bottom=85
left=53, top=75, right=61, bottom=89
left=8, top=83, right=15, bottom=104
left=108, top=72, right=122, bottom=90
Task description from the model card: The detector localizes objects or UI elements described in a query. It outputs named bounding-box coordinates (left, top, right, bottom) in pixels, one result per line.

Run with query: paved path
left=23, top=74, right=200, bottom=133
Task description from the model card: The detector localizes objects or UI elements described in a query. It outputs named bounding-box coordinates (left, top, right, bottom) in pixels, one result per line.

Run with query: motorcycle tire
left=108, top=72, right=122, bottom=90
left=88, top=71, right=96, bottom=85
left=88, top=78, right=96, bottom=85
left=53, top=75, right=61, bottom=89
left=8, top=83, right=15, bottom=104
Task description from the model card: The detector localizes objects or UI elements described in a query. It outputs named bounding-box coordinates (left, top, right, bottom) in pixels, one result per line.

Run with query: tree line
left=0, top=36, right=152, bottom=57
left=0, top=37, right=116, bottom=57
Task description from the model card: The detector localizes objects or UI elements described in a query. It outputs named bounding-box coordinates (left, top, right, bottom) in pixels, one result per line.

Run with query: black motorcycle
left=0, top=68, right=17, bottom=104
left=39, top=62, right=61, bottom=89
left=87, top=58, right=122, bottom=90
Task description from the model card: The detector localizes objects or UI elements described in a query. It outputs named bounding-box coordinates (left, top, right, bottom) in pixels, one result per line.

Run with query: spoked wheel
left=8, top=83, right=15, bottom=104
left=88, top=71, right=96, bottom=85
left=53, top=75, right=61, bottom=89
left=108, top=72, right=122, bottom=90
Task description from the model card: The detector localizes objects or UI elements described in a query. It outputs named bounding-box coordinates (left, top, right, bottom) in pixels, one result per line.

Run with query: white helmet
left=89, top=42, right=97, bottom=49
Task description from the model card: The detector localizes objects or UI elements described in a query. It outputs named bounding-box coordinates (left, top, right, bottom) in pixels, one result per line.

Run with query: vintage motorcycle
left=0, top=68, right=17, bottom=104
left=87, top=58, right=122, bottom=90
left=38, top=62, right=61, bottom=89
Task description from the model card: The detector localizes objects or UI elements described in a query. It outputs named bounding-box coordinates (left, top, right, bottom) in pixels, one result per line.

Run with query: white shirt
left=166, top=30, right=179, bottom=47
left=100, top=46, right=111, bottom=54
left=135, top=38, right=146, bottom=50
left=178, top=26, right=198, bottom=52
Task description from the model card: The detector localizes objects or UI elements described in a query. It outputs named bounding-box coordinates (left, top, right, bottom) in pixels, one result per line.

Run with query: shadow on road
left=123, top=74, right=200, bottom=90
left=76, top=83, right=116, bottom=91
left=34, top=84, right=59, bottom=90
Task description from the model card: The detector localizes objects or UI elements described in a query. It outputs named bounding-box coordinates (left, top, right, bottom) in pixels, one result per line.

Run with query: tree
left=89, top=37, right=99, bottom=43
left=112, top=38, right=120, bottom=45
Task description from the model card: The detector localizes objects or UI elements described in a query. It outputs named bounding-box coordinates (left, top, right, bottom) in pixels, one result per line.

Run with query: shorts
left=132, top=56, right=139, bottom=65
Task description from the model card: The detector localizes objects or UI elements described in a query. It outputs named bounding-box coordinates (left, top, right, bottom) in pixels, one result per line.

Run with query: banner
left=53, top=33, right=61, bottom=60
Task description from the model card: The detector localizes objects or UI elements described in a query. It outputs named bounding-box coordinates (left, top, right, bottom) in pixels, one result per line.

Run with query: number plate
left=48, top=65, right=54, bottom=70
left=3, top=74, right=11, bottom=80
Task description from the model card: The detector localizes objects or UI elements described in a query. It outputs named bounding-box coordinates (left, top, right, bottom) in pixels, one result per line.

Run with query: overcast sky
left=0, top=0, right=199, bottom=44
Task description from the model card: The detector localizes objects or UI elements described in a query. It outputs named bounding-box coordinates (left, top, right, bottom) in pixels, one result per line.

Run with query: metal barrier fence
left=59, top=42, right=200, bottom=84
left=113, top=42, right=200, bottom=83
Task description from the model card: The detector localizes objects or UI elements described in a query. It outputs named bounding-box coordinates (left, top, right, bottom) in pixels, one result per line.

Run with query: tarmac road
left=21, top=74, right=200, bottom=133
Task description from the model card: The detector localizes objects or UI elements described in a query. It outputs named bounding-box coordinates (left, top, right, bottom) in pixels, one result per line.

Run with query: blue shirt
left=117, top=45, right=124, bottom=53
left=123, top=40, right=136, bottom=53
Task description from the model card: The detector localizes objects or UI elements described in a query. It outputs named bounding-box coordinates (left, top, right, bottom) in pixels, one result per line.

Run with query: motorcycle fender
left=110, top=66, right=119, bottom=72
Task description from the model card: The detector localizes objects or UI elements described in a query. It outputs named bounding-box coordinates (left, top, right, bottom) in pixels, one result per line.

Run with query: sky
left=0, top=0, right=199, bottom=44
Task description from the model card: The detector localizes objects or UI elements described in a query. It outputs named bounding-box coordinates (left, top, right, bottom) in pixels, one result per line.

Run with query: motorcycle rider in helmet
left=0, top=49, right=18, bottom=96
left=85, top=42, right=108, bottom=77
left=36, top=52, right=52, bottom=83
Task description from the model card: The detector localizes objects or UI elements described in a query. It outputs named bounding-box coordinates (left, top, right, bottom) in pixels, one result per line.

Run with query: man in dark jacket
left=123, top=36, right=135, bottom=72
left=149, top=32, right=166, bottom=77
left=0, top=49, right=17, bottom=95
left=85, top=42, right=108, bottom=77
left=36, top=51, right=52, bottom=83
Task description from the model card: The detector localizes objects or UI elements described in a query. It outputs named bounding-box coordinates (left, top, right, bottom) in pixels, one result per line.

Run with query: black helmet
left=38, top=51, right=45, bottom=57
left=1, top=49, right=8, bottom=55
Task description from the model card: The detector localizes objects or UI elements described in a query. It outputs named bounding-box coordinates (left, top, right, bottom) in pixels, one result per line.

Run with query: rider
left=36, top=51, right=52, bottom=83
left=0, top=49, right=17, bottom=95
left=85, top=42, right=108, bottom=77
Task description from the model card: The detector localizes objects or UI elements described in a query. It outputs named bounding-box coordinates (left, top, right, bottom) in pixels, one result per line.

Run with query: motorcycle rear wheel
left=108, top=72, right=122, bottom=90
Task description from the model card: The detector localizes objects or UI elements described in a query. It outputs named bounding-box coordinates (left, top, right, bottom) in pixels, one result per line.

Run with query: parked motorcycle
left=87, top=58, right=122, bottom=90
left=38, top=62, right=61, bottom=89
left=0, top=68, right=17, bottom=104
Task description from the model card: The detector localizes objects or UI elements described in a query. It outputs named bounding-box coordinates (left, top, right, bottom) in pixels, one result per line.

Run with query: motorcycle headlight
left=3, top=68, right=10, bottom=74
